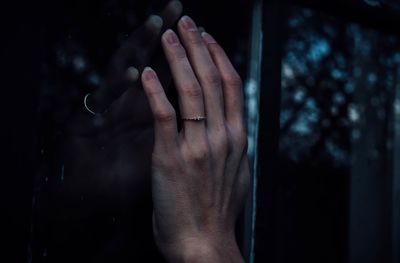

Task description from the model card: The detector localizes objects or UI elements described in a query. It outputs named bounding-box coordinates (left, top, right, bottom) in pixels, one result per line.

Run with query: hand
left=141, top=16, right=250, bottom=262
left=63, top=1, right=182, bottom=205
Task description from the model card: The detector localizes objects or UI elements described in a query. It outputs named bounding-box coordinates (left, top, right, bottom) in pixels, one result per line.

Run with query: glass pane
left=279, top=6, right=399, bottom=262
left=30, top=1, right=251, bottom=262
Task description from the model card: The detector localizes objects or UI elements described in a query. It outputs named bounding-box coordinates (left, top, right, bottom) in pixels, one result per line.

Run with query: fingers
left=161, top=0, right=183, bottom=32
left=118, top=15, right=164, bottom=68
left=161, top=29, right=206, bottom=140
left=201, top=32, right=245, bottom=128
left=177, top=16, right=225, bottom=129
left=141, top=67, right=178, bottom=150
left=87, top=1, right=183, bottom=114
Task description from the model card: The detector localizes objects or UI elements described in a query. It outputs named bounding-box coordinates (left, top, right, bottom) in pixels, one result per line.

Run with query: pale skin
left=61, top=0, right=248, bottom=260
left=141, top=15, right=250, bottom=263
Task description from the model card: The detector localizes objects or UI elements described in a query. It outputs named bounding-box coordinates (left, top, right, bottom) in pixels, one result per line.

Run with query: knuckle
left=223, top=72, right=243, bottom=87
left=236, top=130, right=248, bottom=153
left=210, top=126, right=231, bottom=156
left=154, top=108, right=176, bottom=123
left=188, top=143, right=209, bottom=165
left=152, top=152, right=177, bottom=172
left=229, top=124, right=247, bottom=154
left=182, top=83, right=202, bottom=98
left=171, top=45, right=187, bottom=60
left=212, top=130, right=229, bottom=156
left=187, top=34, right=203, bottom=46
left=147, top=88, right=163, bottom=99
left=203, top=69, right=221, bottom=86
left=152, top=152, right=170, bottom=168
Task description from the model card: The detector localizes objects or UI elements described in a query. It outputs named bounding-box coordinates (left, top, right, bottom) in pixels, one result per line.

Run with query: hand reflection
left=63, top=1, right=182, bottom=208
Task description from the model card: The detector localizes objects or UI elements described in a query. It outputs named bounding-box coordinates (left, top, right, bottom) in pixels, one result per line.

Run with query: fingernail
left=198, top=26, right=206, bottom=34
left=126, top=67, right=139, bottom=82
left=143, top=67, right=157, bottom=81
left=146, top=15, right=163, bottom=29
left=169, top=0, right=183, bottom=15
left=201, top=32, right=217, bottom=44
left=164, top=29, right=179, bottom=45
left=181, top=16, right=197, bottom=31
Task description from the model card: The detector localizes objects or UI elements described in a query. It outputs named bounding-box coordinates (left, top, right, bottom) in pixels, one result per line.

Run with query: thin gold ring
left=182, top=116, right=207, bottom=121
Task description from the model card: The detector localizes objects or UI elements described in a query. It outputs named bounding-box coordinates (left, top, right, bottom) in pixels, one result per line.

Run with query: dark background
left=2, top=0, right=400, bottom=263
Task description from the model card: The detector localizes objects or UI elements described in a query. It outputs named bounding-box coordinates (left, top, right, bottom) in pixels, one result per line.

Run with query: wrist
left=161, top=235, right=245, bottom=263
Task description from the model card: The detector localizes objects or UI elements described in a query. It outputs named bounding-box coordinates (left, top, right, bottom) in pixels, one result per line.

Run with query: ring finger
left=161, top=29, right=206, bottom=141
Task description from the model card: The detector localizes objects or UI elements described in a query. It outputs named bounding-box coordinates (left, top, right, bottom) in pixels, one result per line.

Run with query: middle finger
left=161, top=29, right=207, bottom=141
left=177, top=16, right=225, bottom=129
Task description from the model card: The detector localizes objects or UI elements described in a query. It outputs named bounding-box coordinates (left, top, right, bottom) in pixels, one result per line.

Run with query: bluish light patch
left=323, top=24, right=336, bottom=38
left=56, top=48, right=67, bottom=67
left=283, top=64, right=295, bottom=79
left=345, top=82, right=355, bottom=94
left=363, top=0, right=381, bottom=7
left=354, top=67, right=363, bottom=78
left=346, top=24, right=360, bottom=39
left=325, top=139, right=348, bottom=165
left=307, top=38, right=331, bottom=63
left=394, top=99, right=400, bottom=115
left=291, top=114, right=312, bottom=135
left=335, top=53, right=347, bottom=68
left=305, top=98, right=320, bottom=123
left=93, top=115, right=105, bottom=127
left=305, top=98, right=317, bottom=110
left=352, top=129, right=361, bottom=141
left=73, top=55, right=86, bottom=73
left=286, top=37, right=306, bottom=51
left=280, top=110, right=292, bottom=128
left=285, top=51, right=308, bottom=75
left=88, top=72, right=101, bottom=87
left=293, top=87, right=306, bottom=103
left=385, top=74, right=394, bottom=88
left=348, top=104, right=360, bottom=122
left=331, top=106, right=339, bottom=116
left=367, top=72, right=378, bottom=85
left=331, top=69, right=344, bottom=80
left=307, top=108, right=320, bottom=123
left=288, top=16, right=302, bottom=28
left=302, top=8, right=313, bottom=17
left=333, top=92, right=346, bottom=105
left=394, top=52, right=400, bottom=64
